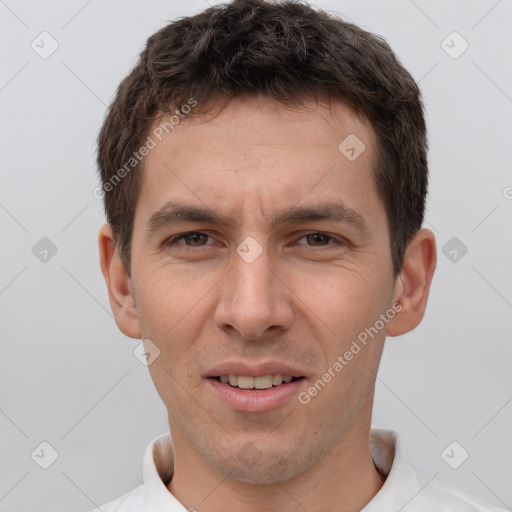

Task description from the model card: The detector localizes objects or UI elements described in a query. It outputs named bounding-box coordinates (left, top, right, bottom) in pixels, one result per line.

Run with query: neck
left=167, top=414, right=385, bottom=512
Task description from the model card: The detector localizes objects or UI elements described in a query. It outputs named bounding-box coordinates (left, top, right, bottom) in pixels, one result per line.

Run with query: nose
left=213, top=247, right=294, bottom=340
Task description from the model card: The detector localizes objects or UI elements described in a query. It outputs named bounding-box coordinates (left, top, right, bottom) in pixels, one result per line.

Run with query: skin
left=99, top=95, right=436, bottom=512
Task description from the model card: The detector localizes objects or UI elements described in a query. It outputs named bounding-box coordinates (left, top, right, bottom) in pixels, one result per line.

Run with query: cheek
left=138, top=268, right=210, bottom=412
left=134, top=265, right=215, bottom=368
left=294, top=260, right=391, bottom=332
left=138, top=262, right=218, bottom=325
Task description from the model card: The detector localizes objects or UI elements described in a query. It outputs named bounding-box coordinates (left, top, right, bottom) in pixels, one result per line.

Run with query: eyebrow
left=272, top=203, right=370, bottom=234
left=146, top=200, right=371, bottom=236
left=146, top=202, right=232, bottom=232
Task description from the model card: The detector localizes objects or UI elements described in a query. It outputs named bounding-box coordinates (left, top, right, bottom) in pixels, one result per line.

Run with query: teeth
left=254, top=375, right=273, bottom=389
left=237, top=376, right=255, bottom=389
left=219, top=374, right=296, bottom=389
left=272, top=374, right=283, bottom=385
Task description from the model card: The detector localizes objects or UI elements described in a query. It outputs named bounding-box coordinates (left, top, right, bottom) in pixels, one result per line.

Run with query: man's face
left=128, top=95, right=401, bottom=483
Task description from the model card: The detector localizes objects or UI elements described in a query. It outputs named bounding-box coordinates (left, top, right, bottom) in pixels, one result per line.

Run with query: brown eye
left=182, top=233, right=209, bottom=246
left=166, top=232, right=211, bottom=247
left=305, top=233, right=332, bottom=246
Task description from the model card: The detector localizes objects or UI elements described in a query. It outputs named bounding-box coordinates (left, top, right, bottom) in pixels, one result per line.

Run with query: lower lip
left=206, top=378, right=305, bottom=412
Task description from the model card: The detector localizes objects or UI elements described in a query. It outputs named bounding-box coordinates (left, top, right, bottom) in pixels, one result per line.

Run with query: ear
left=98, top=224, right=141, bottom=339
left=387, top=228, right=437, bottom=337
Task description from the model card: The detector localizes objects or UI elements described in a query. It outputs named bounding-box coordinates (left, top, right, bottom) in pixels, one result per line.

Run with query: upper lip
left=205, top=362, right=306, bottom=378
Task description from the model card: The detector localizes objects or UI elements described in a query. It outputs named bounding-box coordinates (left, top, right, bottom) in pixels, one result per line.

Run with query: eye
left=295, top=233, right=344, bottom=247
left=165, top=232, right=213, bottom=247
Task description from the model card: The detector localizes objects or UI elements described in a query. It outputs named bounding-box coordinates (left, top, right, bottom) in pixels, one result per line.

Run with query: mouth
left=205, top=366, right=307, bottom=412
left=210, top=374, right=304, bottom=390
left=205, top=362, right=307, bottom=411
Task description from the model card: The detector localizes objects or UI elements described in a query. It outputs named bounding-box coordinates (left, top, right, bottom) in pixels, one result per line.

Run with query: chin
left=204, top=443, right=322, bottom=485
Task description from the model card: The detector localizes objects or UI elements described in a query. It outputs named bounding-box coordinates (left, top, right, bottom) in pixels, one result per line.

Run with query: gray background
left=1, top=0, right=511, bottom=511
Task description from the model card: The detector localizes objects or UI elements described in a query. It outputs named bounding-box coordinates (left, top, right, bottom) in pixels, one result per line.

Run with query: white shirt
left=91, top=429, right=509, bottom=511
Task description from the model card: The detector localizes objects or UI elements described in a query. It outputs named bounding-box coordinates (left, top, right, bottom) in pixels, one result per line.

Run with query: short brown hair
left=97, top=0, right=428, bottom=277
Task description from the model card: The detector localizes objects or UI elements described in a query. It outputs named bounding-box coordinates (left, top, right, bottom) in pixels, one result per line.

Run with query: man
left=93, top=0, right=507, bottom=510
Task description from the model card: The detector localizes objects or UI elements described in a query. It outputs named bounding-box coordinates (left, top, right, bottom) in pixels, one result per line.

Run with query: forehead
left=136, top=96, right=381, bottom=227
left=148, top=96, right=375, bottom=161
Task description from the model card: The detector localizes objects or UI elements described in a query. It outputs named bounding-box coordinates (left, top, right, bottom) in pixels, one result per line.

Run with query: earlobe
left=98, top=224, right=141, bottom=339
left=387, top=229, right=437, bottom=337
